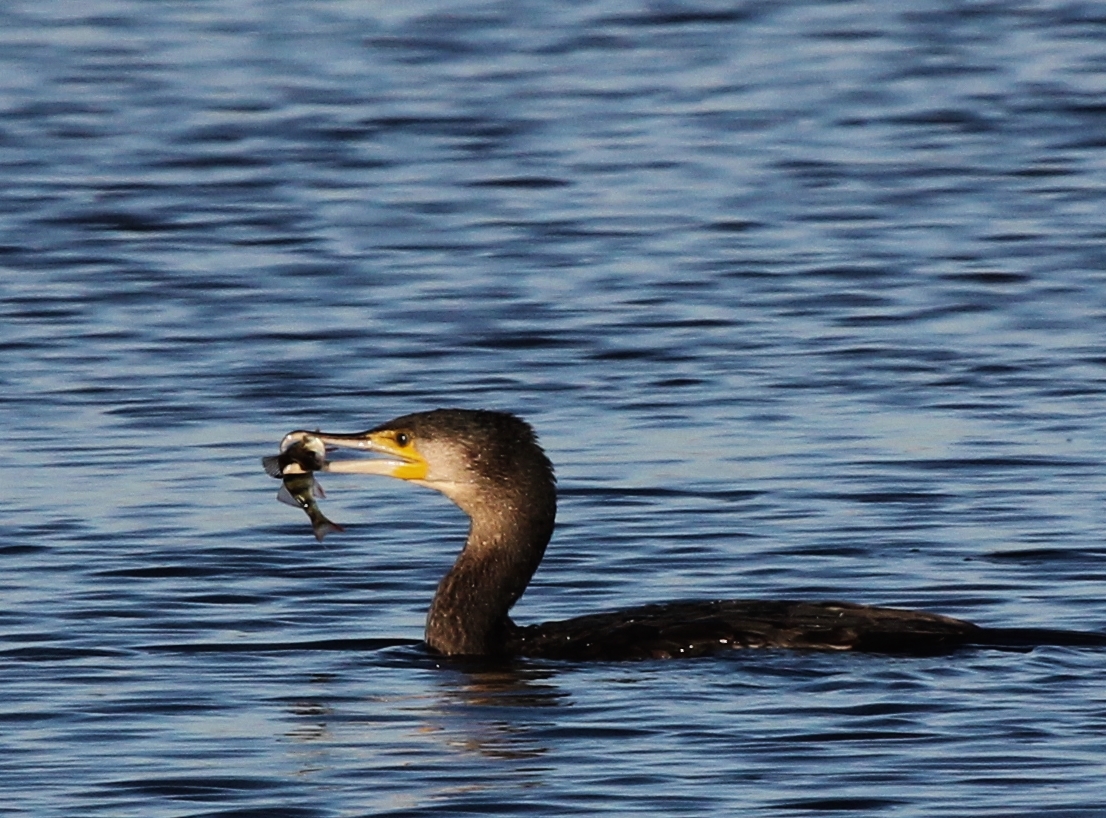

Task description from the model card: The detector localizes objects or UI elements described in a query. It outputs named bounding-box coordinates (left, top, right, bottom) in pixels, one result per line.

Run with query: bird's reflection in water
left=285, top=696, right=333, bottom=746
left=424, top=659, right=568, bottom=760
left=278, top=656, right=567, bottom=767
left=279, top=658, right=565, bottom=813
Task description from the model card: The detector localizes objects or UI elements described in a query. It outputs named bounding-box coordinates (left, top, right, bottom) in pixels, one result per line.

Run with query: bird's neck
left=425, top=487, right=555, bottom=656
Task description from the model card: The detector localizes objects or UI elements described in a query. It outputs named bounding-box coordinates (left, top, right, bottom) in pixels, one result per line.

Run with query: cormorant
left=271, top=409, right=1102, bottom=660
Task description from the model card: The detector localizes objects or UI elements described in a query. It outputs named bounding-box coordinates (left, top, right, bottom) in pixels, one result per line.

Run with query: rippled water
left=4, top=1, right=1106, bottom=815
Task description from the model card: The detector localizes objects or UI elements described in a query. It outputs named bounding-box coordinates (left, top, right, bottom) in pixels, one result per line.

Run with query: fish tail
left=311, top=519, right=345, bottom=542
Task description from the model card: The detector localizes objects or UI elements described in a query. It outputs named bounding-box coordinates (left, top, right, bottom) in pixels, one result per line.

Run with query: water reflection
left=433, top=660, right=567, bottom=709
left=279, top=655, right=567, bottom=766
left=424, top=661, right=567, bottom=760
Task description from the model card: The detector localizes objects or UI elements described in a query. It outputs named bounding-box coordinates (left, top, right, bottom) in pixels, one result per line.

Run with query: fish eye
left=395, top=432, right=410, bottom=447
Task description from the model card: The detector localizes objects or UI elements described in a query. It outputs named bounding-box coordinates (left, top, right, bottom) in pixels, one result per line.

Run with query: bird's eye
left=395, top=432, right=410, bottom=447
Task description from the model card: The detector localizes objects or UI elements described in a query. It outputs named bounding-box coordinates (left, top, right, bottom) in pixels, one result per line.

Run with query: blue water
left=4, top=1, right=1106, bottom=815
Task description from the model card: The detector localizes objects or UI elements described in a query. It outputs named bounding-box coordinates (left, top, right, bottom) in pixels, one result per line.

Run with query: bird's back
left=507, top=599, right=981, bottom=660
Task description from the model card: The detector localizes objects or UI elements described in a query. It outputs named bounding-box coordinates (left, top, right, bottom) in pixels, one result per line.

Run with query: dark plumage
left=507, top=600, right=980, bottom=660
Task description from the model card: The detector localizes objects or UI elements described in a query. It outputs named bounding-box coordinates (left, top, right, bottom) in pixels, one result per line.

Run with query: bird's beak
left=288, top=430, right=429, bottom=481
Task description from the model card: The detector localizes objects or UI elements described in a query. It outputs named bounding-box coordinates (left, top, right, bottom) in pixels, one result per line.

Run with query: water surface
left=3, top=1, right=1106, bottom=815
